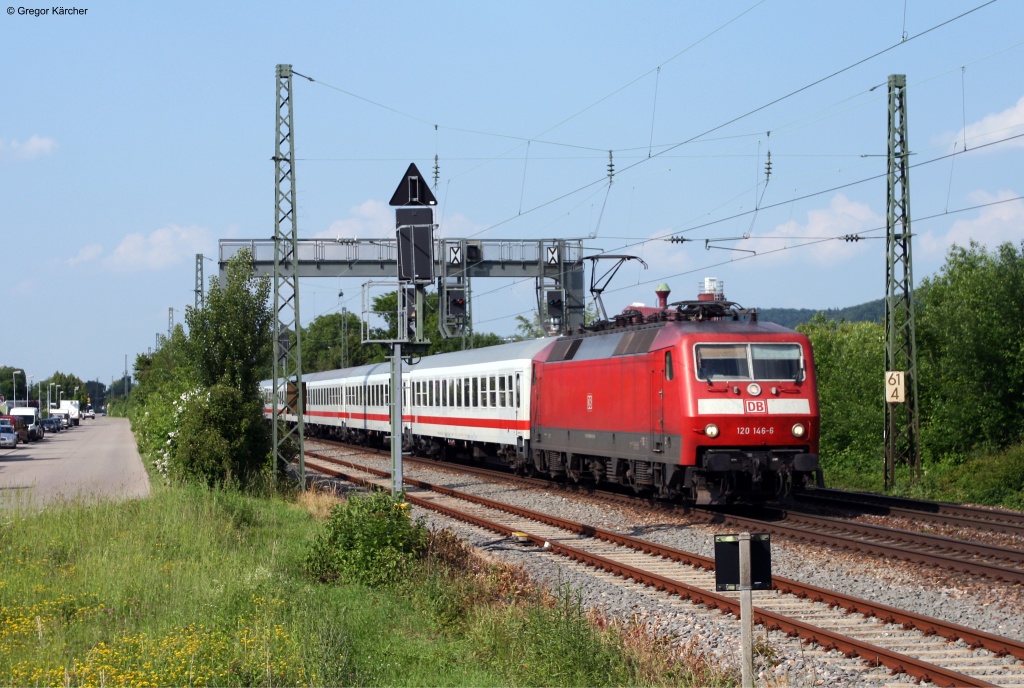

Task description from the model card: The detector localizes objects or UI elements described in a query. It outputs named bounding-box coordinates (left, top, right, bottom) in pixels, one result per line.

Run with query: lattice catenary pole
left=195, top=253, right=204, bottom=310
left=884, top=74, right=921, bottom=488
left=272, top=64, right=305, bottom=485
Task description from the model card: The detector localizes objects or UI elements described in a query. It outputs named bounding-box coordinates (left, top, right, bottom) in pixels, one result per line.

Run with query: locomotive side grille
left=613, top=328, right=660, bottom=356
left=565, top=339, right=582, bottom=359
left=548, top=338, right=583, bottom=362
left=612, top=331, right=636, bottom=356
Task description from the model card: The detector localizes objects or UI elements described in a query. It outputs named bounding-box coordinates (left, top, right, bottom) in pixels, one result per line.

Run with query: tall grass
left=0, top=485, right=734, bottom=686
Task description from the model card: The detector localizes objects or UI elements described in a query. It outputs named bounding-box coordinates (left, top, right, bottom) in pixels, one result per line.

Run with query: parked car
left=42, top=417, right=62, bottom=433
left=84, top=409, right=95, bottom=419
left=0, top=425, right=17, bottom=448
left=0, top=416, right=29, bottom=444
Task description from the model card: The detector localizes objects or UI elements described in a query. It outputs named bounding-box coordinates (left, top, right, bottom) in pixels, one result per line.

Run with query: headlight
left=747, top=383, right=761, bottom=396
left=791, top=423, right=806, bottom=438
left=704, top=423, right=720, bottom=438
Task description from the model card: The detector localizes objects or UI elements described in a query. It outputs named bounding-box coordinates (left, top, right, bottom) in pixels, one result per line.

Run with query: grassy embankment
left=823, top=441, right=1024, bottom=509
left=0, top=479, right=732, bottom=686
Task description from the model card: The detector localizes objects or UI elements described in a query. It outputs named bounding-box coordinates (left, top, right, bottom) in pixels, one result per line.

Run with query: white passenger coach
left=261, top=338, right=557, bottom=462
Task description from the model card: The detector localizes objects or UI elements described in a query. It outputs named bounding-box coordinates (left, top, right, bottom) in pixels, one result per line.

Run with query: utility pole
left=271, top=64, right=305, bottom=485
left=884, top=74, right=922, bottom=488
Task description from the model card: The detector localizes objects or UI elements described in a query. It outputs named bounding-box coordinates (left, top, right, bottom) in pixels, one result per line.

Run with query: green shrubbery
left=172, top=385, right=270, bottom=487
left=305, top=491, right=429, bottom=587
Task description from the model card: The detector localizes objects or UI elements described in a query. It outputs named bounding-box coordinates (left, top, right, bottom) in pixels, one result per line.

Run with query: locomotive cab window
left=752, top=344, right=803, bottom=380
left=695, top=343, right=804, bottom=381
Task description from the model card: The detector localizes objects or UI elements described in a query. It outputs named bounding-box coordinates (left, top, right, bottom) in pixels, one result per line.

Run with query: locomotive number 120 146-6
left=736, top=426, right=775, bottom=436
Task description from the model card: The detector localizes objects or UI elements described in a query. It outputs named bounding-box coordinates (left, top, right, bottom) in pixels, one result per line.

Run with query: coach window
left=665, top=350, right=674, bottom=381
left=515, top=373, right=521, bottom=408
left=498, top=375, right=506, bottom=407
left=487, top=376, right=495, bottom=407
left=471, top=377, right=478, bottom=407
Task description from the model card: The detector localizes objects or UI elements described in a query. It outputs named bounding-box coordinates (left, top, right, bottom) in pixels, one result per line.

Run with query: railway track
left=305, top=440, right=1024, bottom=584
left=703, top=507, right=1024, bottom=585
left=302, top=449, right=1024, bottom=687
left=792, top=488, right=1024, bottom=539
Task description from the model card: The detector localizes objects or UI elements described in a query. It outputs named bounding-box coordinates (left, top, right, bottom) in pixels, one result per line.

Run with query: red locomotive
left=529, top=279, right=821, bottom=503
left=264, top=279, right=821, bottom=504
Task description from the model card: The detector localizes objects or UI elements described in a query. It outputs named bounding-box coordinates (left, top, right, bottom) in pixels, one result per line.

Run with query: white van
left=10, top=407, right=42, bottom=441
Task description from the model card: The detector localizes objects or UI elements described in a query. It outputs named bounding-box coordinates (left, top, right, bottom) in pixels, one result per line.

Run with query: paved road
left=0, top=416, right=150, bottom=510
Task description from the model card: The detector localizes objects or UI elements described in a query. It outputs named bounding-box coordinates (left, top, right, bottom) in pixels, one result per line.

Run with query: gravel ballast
left=307, top=446, right=1024, bottom=685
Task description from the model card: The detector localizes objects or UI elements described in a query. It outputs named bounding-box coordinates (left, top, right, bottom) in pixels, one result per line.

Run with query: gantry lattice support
left=195, top=254, right=204, bottom=311
left=219, top=237, right=587, bottom=336
left=884, top=74, right=921, bottom=488
left=272, top=64, right=305, bottom=484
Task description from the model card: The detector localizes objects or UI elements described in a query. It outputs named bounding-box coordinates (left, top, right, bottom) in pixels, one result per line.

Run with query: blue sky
left=3, top=0, right=1022, bottom=387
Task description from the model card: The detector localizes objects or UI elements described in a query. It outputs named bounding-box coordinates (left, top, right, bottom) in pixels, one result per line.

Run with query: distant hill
left=757, top=298, right=885, bottom=329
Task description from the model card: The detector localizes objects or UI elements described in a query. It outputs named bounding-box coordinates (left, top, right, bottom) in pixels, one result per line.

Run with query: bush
left=305, top=491, right=428, bottom=587
left=172, top=384, right=270, bottom=488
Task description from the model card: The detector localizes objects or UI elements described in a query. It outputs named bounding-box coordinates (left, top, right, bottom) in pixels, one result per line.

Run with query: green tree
left=303, top=310, right=389, bottom=372
left=184, top=249, right=273, bottom=394
left=167, top=249, right=274, bottom=487
left=916, top=240, right=1024, bottom=458
left=369, top=290, right=503, bottom=355
left=799, top=315, right=885, bottom=487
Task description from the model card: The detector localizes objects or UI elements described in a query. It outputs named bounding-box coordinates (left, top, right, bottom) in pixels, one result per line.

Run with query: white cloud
left=103, top=224, right=211, bottom=272
left=744, top=193, right=883, bottom=264
left=67, top=244, right=103, bottom=266
left=314, top=199, right=393, bottom=239
left=0, top=135, right=58, bottom=161
left=935, top=94, right=1024, bottom=152
left=919, top=189, right=1024, bottom=258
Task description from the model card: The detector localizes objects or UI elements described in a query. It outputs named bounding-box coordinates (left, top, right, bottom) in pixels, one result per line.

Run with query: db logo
left=744, top=399, right=767, bottom=414
left=587, top=393, right=593, bottom=411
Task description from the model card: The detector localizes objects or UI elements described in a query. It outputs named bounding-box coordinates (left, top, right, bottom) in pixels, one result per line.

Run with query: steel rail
left=304, top=450, right=1024, bottom=667
left=796, top=488, right=1024, bottom=538
left=697, top=508, right=1024, bottom=584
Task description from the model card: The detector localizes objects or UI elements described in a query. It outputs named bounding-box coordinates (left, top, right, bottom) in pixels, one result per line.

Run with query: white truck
left=58, top=400, right=81, bottom=426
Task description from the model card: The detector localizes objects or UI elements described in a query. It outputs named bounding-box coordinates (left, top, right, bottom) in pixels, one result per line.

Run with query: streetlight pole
left=27, top=375, right=33, bottom=404
left=12, top=369, right=22, bottom=407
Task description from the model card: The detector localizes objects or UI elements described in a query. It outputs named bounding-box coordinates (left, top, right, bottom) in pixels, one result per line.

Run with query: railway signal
left=546, top=290, right=564, bottom=318
left=448, top=290, right=467, bottom=318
